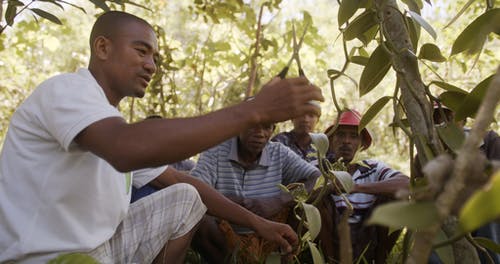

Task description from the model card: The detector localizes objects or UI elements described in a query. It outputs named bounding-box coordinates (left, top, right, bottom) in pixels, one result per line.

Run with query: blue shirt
left=272, top=131, right=318, bottom=165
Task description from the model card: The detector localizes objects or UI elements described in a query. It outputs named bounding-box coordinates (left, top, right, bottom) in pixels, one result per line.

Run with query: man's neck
left=291, top=130, right=311, bottom=149
left=237, top=147, right=261, bottom=169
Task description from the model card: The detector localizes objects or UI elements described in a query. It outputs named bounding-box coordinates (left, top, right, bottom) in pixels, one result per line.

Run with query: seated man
left=272, top=108, right=321, bottom=165
left=190, top=117, right=321, bottom=263
left=319, top=109, right=409, bottom=263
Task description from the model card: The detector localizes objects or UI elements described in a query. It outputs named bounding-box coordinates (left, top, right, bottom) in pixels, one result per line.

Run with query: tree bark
left=375, top=0, right=443, bottom=163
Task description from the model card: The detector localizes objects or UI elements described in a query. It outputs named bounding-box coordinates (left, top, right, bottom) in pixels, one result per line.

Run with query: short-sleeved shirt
left=0, top=68, right=163, bottom=263
left=332, top=159, right=405, bottom=224
left=191, top=137, right=319, bottom=198
left=272, top=131, right=318, bottom=165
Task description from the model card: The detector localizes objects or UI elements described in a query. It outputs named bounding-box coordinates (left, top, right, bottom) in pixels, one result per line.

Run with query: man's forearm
left=353, top=175, right=409, bottom=196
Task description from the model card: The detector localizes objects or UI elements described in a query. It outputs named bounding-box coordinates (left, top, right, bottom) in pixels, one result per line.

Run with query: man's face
left=433, top=108, right=455, bottom=125
left=104, top=21, right=159, bottom=101
left=330, top=125, right=361, bottom=163
left=238, top=123, right=275, bottom=156
left=292, top=112, right=319, bottom=135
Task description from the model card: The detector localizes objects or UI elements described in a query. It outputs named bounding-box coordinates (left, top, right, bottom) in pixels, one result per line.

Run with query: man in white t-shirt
left=0, top=11, right=323, bottom=264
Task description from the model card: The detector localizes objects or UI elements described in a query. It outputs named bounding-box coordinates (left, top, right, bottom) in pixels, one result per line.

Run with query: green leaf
left=343, top=10, right=377, bottom=41
left=429, top=81, right=467, bottom=94
left=366, top=201, right=440, bottom=230
left=359, top=96, right=392, bottom=132
left=327, top=69, right=342, bottom=77
left=408, top=10, right=437, bottom=39
left=29, top=8, right=62, bottom=25
left=56, top=1, right=87, bottom=13
left=359, top=44, right=391, bottom=96
left=436, top=123, right=465, bottom=153
left=474, top=237, right=500, bottom=253
left=459, top=171, right=500, bottom=233
left=434, top=228, right=455, bottom=264
left=451, top=8, right=500, bottom=56
left=307, top=241, right=325, bottom=264
left=455, top=74, right=494, bottom=121
left=388, top=118, right=410, bottom=128
left=302, top=202, right=321, bottom=241
left=444, top=0, right=477, bottom=29
left=38, top=0, right=64, bottom=10
left=401, top=0, right=424, bottom=12
left=278, top=184, right=291, bottom=194
left=357, top=24, right=379, bottom=46
left=338, top=0, right=360, bottom=26
left=404, top=15, right=420, bottom=49
left=332, top=171, right=354, bottom=193
left=418, top=43, right=446, bottom=62
left=309, top=133, right=329, bottom=158
left=88, top=0, right=110, bottom=11
left=350, top=55, right=369, bottom=65
left=5, top=0, right=24, bottom=26
left=47, top=253, right=99, bottom=264
left=438, top=91, right=467, bottom=112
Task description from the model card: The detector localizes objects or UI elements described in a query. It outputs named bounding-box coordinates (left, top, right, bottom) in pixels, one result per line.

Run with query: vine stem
left=246, top=3, right=265, bottom=97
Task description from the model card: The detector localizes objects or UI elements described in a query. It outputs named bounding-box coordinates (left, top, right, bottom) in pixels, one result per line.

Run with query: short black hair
left=89, top=11, right=152, bottom=50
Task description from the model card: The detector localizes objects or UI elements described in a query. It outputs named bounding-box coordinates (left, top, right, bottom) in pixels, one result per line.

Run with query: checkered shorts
left=88, top=183, right=207, bottom=264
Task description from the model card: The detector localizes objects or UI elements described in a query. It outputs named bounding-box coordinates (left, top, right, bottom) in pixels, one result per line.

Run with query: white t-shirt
left=0, top=69, right=162, bottom=263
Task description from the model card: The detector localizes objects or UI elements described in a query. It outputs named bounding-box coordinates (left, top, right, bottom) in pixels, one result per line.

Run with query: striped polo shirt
left=332, top=159, right=405, bottom=224
left=191, top=137, right=319, bottom=198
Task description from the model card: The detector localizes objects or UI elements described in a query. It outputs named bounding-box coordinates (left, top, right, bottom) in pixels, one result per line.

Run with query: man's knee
left=171, top=182, right=200, bottom=200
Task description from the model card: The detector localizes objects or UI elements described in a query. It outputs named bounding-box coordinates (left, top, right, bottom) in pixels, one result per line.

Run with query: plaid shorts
left=88, top=183, right=207, bottom=264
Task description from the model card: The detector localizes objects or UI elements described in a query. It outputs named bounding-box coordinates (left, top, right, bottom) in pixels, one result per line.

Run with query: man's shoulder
left=44, top=69, right=90, bottom=83
left=202, top=138, right=233, bottom=155
left=35, top=69, right=95, bottom=94
left=271, top=131, right=292, bottom=143
left=266, top=140, right=289, bottom=152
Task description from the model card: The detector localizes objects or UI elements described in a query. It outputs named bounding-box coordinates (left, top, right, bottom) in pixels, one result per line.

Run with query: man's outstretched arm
left=153, top=166, right=299, bottom=254
left=75, top=77, right=323, bottom=172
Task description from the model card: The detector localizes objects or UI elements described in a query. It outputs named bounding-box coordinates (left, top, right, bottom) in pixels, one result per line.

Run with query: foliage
left=0, top=0, right=148, bottom=37
left=328, top=0, right=500, bottom=262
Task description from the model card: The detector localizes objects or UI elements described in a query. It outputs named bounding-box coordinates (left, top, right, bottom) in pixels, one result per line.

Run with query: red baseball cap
left=324, top=109, right=373, bottom=150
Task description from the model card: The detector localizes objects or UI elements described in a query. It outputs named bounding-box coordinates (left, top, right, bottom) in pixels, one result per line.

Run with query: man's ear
left=92, top=36, right=112, bottom=60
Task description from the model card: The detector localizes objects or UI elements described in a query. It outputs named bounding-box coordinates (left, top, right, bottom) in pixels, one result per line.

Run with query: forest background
left=1, top=0, right=499, bottom=178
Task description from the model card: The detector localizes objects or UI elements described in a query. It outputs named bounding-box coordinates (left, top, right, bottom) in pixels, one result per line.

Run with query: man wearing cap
left=320, top=109, right=409, bottom=263
left=190, top=119, right=321, bottom=263
left=272, top=108, right=321, bottom=166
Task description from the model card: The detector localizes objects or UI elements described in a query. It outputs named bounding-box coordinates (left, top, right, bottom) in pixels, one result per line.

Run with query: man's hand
left=249, top=77, right=324, bottom=124
left=252, top=218, right=298, bottom=256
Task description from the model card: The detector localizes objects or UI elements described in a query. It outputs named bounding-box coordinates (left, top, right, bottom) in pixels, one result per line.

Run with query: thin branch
left=246, top=3, right=265, bottom=97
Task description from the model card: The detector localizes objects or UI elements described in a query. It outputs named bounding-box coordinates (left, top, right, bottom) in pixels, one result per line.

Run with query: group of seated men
left=131, top=107, right=410, bottom=263
left=8, top=10, right=498, bottom=264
